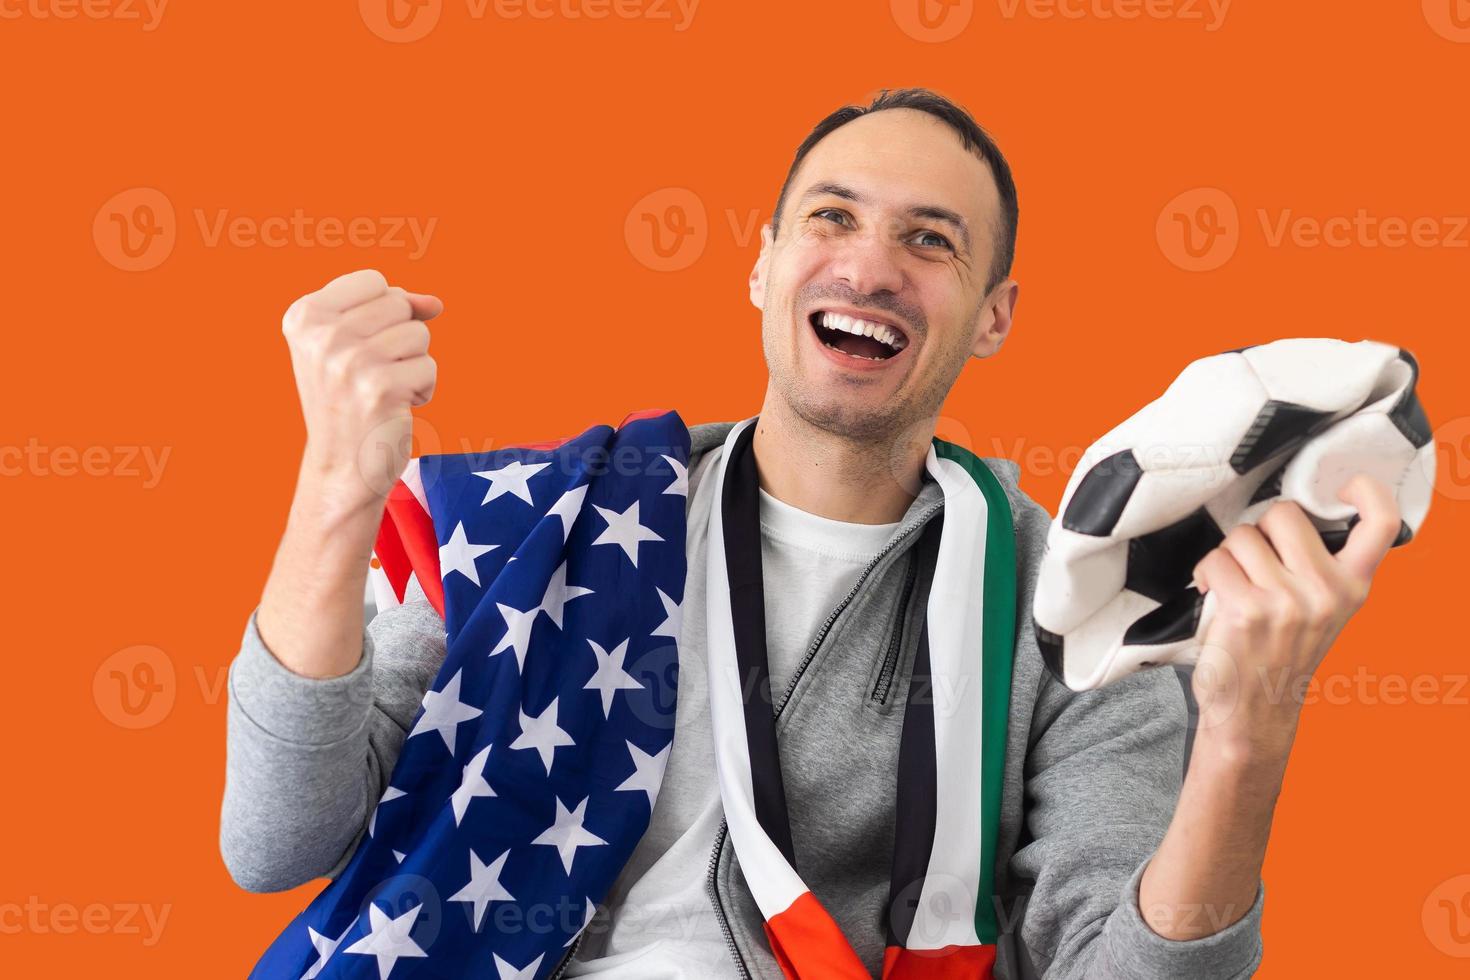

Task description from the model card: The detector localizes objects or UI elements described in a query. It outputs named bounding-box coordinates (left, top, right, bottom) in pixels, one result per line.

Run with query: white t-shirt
left=564, top=450, right=901, bottom=978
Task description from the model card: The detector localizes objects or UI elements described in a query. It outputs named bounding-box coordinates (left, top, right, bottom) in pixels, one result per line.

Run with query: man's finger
left=1193, top=545, right=1252, bottom=599
left=1218, top=523, right=1290, bottom=590
left=1333, top=473, right=1401, bottom=582
left=338, top=290, right=415, bottom=338
left=403, top=291, right=444, bottom=321
left=1255, top=501, right=1336, bottom=579
left=312, top=269, right=389, bottom=312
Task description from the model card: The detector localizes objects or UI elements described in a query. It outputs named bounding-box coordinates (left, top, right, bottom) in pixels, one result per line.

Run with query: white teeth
left=817, top=311, right=906, bottom=351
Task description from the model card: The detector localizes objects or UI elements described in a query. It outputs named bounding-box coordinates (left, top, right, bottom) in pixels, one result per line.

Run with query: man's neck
left=748, top=397, right=930, bottom=525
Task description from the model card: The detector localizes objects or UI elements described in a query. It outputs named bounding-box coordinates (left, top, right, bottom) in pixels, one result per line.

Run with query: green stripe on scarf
left=933, top=439, right=1016, bottom=946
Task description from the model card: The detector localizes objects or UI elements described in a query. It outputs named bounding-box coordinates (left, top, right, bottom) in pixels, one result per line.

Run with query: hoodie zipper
left=870, top=551, right=920, bottom=706
left=547, top=929, right=585, bottom=980
left=705, top=501, right=942, bottom=978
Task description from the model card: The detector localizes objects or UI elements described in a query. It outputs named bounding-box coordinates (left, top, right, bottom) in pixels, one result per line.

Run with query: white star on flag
left=439, top=522, right=499, bottom=586
left=510, top=697, right=575, bottom=775
left=532, top=796, right=607, bottom=875
left=659, top=454, right=688, bottom=496
left=368, top=785, right=406, bottom=838
left=302, top=920, right=354, bottom=979
left=583, top=637, right=643, bottom=718
left=650, top=587, right=681, bottom=642
left=473, top=459, right=551, bottom=506
left=408, top=669, right=482, bottom=755
left=546, top=483, right=589, bottom=542
left=614, top=740, right=670, bottom=809
left=537, top=560, right=594, bottom=629
left=392, top=850, right=405, bottom=864
left=344, top=901, right=428, bottom=978
left=450, top=744, right=496, bottom=825
left=564, top=898, right=597, bottom=947
left=493, top=952, right=545, bottom=980
left=490, top=602, right=538, bottom=672
left=590, top=500, right=663, bottom=567
left=448, top=847, right=514, bottom=930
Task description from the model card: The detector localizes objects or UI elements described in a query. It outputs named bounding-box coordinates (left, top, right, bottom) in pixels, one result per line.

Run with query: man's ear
left=970, top=279, right=1019, bottom=359
left=748, top=223, right=774, bottom=310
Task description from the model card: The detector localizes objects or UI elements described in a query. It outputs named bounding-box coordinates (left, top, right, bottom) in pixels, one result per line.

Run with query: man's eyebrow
left=907, top=204, right=972, bottom=254
left=795, top=182, right=972, bottom=253
left=795, top=181, right=863, bottom=207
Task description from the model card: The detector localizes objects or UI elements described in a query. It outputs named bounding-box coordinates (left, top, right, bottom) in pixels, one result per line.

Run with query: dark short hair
left=771, top=87, right=1019, bottom=295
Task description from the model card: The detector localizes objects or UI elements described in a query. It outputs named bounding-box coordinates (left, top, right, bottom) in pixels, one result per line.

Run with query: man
left=221, top=88, right=1401, bottom=978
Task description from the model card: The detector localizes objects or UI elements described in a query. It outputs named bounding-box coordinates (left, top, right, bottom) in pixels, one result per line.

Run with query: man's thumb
left=404, top=291, right=444, bottom=321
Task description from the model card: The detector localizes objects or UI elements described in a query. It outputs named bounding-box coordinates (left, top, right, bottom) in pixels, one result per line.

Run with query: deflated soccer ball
left=1033, top=338, right=1435, bottom=691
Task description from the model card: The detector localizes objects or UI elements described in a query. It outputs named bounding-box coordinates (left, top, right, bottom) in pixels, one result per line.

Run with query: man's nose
left=828, top=228, right=905, bottom=298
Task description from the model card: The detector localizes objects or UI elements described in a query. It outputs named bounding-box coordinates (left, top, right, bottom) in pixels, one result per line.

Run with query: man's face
left=750, top=108, right=1015, bottom=443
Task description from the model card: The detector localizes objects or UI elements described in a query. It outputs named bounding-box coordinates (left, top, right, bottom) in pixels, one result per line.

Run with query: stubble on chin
left=779, top=356, right=912, bottom=449
left=761, top=305, right=961, bottom=447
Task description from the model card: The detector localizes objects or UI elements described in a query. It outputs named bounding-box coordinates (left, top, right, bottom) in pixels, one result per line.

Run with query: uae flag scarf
left=706, top=416, right=1016, bottom=978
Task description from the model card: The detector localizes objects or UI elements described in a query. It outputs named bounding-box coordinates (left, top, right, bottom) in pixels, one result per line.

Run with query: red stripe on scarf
left=762, top=892, right=871, bottom=979
left=882, top=943, right=996, bottom=978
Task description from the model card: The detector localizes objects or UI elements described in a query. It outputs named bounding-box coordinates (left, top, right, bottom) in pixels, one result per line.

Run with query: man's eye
left=912, top=230, right=954, bottom=250
left=812, top=208, right=849, bottom=226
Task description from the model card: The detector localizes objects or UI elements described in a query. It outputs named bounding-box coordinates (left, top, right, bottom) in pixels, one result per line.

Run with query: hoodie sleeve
left=218, top=598, right=446, bottom=892
left=1005, top=664, right=1265, bottom=979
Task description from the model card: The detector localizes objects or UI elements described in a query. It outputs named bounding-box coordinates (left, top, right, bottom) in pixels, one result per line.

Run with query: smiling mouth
left=808, top=310, right=909, bottom=361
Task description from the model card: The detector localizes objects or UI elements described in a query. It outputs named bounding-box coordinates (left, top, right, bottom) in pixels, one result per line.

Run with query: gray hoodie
left=220, top=420, right=1264, bottom=978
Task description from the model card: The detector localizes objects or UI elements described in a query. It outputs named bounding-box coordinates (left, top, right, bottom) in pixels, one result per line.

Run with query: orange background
left=2, top=0, right=1468, bottom=974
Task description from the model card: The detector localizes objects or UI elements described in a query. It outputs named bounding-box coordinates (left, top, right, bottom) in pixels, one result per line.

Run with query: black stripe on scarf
left=886, top=513, right=945, bottom=949
left=721, top=417, right=798, bottom=867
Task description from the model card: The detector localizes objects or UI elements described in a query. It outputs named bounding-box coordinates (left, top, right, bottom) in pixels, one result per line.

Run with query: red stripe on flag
left=376, top=478, right=445, bottom=618
left=374, top=411, right=670, bottom=616
left=372, top=505, right=412, bottom=602
left=616, top=407, right=674, bottom=428
left=762, top=892, right=870, bottom=980
left=504, top=408, right=674, bottom=452
left=881, top=943, right=996, bottom=979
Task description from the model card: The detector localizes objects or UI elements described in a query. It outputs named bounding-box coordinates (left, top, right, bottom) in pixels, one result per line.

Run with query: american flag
left=250, top=409, right=691, bottom=979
